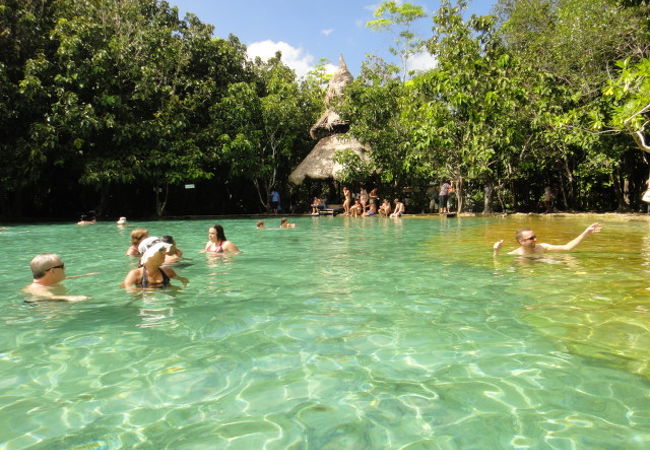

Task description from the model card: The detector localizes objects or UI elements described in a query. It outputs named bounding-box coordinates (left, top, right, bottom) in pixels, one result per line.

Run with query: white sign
left=184, top=184, right=195, bottom=189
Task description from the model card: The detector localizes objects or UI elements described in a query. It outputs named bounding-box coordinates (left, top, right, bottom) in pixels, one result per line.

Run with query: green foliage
left=2, top=0, right=650, bottom=217
left=366, top=1, right=427, bottom=79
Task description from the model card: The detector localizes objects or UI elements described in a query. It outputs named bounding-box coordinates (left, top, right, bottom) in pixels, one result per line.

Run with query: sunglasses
left=522, top=236, right=536, bottom=242
left=47, top=264, right=65, bottom=271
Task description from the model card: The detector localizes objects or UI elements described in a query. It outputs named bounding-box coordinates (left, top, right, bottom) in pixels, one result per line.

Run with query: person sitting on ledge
left=493, top=223, right=602, bottom=256
left=311, top=197, right=324, bottom=215
left=379, top=199, right=392, bottom=217
left=23, top=253, right=96, bottom=302
left=390, top=198, right=405, bottom=217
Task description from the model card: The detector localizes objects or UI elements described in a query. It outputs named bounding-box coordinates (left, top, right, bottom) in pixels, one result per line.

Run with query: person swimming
left=126, top=228, right=149, bottom=256
left=201, top=224, right=239, bottom=253
left=121, top=242, right=188, bottom=290
left=493, top=223, right=602, bottom=256
left=280, top=217, right=296, bottom=228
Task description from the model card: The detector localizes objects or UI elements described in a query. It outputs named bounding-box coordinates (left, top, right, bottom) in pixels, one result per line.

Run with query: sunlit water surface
left=0, top=216, right=649, bottom=448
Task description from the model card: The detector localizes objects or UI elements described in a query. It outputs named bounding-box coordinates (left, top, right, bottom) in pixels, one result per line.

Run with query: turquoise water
left=0, top=216, right=649, bottom=448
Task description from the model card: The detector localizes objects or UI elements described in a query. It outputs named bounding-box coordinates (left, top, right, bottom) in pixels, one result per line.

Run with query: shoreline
left=2, top=211, right=650, bottom=224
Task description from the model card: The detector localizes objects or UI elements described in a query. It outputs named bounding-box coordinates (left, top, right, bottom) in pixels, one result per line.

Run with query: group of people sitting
left=310, top=187, right=406, bottom=218
left=344, top=187, right=405, bottom=218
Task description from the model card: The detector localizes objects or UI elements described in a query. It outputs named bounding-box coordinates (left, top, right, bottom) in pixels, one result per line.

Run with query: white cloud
left=321, top=28, right=334, bottom=36
left=406, top=51, right=438, bottom=73
left=247, top=40, right=336, bottom=78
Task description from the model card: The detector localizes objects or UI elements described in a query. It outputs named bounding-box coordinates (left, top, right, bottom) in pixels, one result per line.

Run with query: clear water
left=0, top=216, right=649, bottom=448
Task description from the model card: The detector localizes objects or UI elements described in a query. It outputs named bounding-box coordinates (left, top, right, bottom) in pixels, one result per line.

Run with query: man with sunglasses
left=493, top=223, right=602, bottom=256
left=23, top=253, right=91, bottom=302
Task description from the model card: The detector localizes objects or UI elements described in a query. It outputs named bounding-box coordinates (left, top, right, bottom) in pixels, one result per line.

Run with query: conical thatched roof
left=309, top=55, right=354, bottom=140
left=288, top=134, right=369, bottom=185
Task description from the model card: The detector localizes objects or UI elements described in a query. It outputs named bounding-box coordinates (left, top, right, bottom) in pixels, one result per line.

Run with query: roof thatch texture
left=309, top=55, right=354, bottom=140
left=288, top=134, right=369, bottom=185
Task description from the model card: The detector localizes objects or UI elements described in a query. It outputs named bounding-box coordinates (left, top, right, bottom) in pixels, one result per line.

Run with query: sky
left=171, top=1, right=498, bottom=78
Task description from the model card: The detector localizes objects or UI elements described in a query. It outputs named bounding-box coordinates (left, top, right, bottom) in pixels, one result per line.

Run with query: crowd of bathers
left=311, top=187, right=406, bottom=217
left=22, top=218, right=306, bottom=301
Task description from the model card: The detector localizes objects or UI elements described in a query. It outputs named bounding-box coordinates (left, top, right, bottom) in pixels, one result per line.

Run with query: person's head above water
left=130, top=228, right=149, bottom=246
left=515, top=228, right=536, bottom=247
left=29, top=253, right=65, bottom=283
left=140, top=242, right=172, bottom=267
left=117, top=216, right=127, bottom=225
left=161, top=235, right=176, bottom=246
left=256, top=221, right=265, bottom=229
left=209, top=224, right=227, bottom=242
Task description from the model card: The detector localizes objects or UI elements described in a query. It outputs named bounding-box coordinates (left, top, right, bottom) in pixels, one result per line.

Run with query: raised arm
left=492, top=239, right=504, bottom=255
left=541, top=223, right=602, bottom=252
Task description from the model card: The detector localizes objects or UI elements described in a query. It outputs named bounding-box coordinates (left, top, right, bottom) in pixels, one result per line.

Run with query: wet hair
left=211, top=224, right=226, bottom=241
left=161, top=235, right=175, bottom=245
left=30, top=253, right=61, bottom=279
left=516, top=228, right=533, bottom=242
left=130, top=228, right=149, bottom=246
left=256, top=221, right=265, bottom=228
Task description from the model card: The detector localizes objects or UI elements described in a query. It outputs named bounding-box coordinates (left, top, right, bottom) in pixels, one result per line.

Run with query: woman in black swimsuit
left=121, top=242, right=188, bottom=290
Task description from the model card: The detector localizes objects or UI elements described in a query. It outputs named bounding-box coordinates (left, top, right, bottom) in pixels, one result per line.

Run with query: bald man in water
left=493, top=223, right=602, bottom=256
left=23, top=253, right=93, bottom=302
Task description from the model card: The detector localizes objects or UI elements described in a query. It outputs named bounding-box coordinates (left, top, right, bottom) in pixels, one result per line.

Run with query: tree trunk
left=483, top=184, right=493, bottom=214
left=154, top=184, right=169, bottom=217
left=563, top=158, right=575, bottom=209
left=97, top=184, right=110, bottom=218
left=455, top=177, right=464, bottom=213
left=612, top=171, right=631, bottom=211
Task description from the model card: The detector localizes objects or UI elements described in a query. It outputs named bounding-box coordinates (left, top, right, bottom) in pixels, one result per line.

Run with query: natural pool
left=0, top=215, right=648, bottom=448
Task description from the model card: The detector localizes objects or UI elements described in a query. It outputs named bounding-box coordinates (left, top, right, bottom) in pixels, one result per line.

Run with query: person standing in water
left=201, top=224, right=240, bottom=253
left=493, top=223, right=602, bottom=256
left=23, top=254, right=95, bottom=302
left=122, top=241, right=188, bottom=289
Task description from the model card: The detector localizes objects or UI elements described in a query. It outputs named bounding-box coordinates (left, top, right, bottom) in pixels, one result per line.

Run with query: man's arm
left=65, top=272, right=100, bottom=280
left=540, top=223, right=602, bottom=252
left=23, top=284, right=89, bottom=302
left=493, top=239, right=504, bottom=255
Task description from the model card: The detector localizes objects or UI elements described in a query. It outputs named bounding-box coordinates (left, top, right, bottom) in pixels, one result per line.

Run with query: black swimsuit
left=138, top=268, right=170, bottom=288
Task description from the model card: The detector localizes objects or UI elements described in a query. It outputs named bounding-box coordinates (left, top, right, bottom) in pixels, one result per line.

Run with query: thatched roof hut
left=309, top=55, right=354, bottom=140
left=290, top=55, right=370, bottom=185
left=288, top=135, right=369, bottom=185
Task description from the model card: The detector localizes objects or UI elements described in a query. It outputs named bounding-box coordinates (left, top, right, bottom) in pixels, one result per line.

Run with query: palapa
left=288, top=135, right=369, bottom=185
left=309, top=55, right=354, bottom=140
left=290, top=55, right=370, bottom=185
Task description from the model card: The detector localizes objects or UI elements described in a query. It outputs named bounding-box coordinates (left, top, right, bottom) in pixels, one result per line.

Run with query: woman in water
left=126, top=228, right=149, bottom=256
left=121, top=241, right=188, bottom=289
left=201, top=224, right=239, bottom=253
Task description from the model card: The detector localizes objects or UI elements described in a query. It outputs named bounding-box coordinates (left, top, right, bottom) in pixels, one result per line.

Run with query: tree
left=211, top=52, right=321, bottom=211
left=366, top=1, right=427, bottom=80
